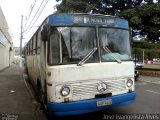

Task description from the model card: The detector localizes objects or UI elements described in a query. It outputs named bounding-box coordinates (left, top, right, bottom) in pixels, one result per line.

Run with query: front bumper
left=47, top=91, right=136, bottom=116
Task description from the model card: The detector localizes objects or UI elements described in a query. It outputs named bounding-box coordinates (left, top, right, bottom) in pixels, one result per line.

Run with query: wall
left=0, top=43, right=9, bottom=70
left=0, top=6, right=14, bottom=71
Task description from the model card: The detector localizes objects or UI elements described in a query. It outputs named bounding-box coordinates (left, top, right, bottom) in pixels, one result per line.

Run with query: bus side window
left=33, top=36, right=36, bottom=55
left=37, top=32, right=41, bottom=54
left=30, top=39, right=33, bottom=55
left=29, top=41, right=31, bottom=55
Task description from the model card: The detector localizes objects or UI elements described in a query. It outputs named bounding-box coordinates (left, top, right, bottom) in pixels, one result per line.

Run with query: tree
left=56, top=0, right=100, bottom=13
left=56, top=0, right=143, bottom=14
left=99, top=0, right=143, bottom=15
left=132, top=41, right=160, bottom=60
left=144, top=0, right=153, bottom=3
left=121, top=3, right=160, bottom=42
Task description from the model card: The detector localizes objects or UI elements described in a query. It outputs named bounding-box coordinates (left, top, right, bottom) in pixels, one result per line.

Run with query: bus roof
left=50, top=13, right=114, bottom=17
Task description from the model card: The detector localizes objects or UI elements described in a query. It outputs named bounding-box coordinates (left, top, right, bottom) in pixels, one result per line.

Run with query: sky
left=0, top=0, right=57, bottom=47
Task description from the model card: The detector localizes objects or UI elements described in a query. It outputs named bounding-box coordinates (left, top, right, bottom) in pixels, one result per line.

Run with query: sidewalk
left=0, top=65, right=23, bottom=76
left=0, top=65, right=45, bottom=120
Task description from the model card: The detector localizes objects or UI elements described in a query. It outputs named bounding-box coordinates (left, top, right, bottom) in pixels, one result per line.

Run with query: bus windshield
left=99, top=28, right=131, bottom=62
left=48, top=27, right=98, bottom=65
left=48, top=27, right=131, bottom=65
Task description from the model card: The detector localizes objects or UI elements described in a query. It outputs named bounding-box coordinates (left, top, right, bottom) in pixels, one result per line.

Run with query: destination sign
left=73, top=15, right=115, bottom=26
left=48, top=14, right=129, bottom=29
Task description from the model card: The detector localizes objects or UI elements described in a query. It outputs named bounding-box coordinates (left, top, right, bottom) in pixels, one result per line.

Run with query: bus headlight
left=127, top=79, right=133, bottom=87
left=60, top=86, right=70, bottom=97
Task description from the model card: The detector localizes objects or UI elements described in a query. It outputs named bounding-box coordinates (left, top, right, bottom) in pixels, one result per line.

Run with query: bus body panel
left=46, top=62, right=135, bottom=103
left=26, top=55, right=40, bottom=85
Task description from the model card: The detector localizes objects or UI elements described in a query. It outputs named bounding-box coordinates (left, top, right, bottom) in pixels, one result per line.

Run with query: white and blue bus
left=23, top=13, right=136, bottom=116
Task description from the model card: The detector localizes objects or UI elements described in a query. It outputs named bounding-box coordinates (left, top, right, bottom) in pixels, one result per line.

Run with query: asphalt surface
left=0, top=65, right=46, bottom=120
left=0, top=65, right=160, bottom=120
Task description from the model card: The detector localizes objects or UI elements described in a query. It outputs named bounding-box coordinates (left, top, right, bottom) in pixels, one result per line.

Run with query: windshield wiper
left=77, top=48, right=97, bottom=66
left=103, top=46, right=122, bottom=63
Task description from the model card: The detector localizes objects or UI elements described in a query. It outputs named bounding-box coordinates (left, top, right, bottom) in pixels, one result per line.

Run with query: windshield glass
left=99, top=28, right=131, bottom=62
left=48, top=27, right=132, bottom=65
left=48, top=27, right=98, bottom=65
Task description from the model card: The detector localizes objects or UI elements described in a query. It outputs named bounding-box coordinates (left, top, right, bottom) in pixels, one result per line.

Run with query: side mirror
left=41, top=25, right=49, bottom=41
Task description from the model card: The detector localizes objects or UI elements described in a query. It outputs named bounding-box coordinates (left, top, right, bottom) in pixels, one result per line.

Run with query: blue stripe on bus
left=47, top=91, right=136, bottom=116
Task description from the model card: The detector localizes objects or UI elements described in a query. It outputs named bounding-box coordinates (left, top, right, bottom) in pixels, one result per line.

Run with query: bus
left=23, top=13, right=136, bottom=116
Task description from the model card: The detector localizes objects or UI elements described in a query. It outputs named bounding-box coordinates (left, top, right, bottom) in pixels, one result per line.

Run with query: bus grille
left=69, top=78, right=126, bottom=96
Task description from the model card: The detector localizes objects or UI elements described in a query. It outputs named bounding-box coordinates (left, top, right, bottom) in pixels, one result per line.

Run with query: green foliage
left=121, top=3, right=160, bottom=41
left=56, top=0, right=99, bottom=13
left=56, top=0, right=143, bottom=14
left=132, top=41, right=160, bottom=60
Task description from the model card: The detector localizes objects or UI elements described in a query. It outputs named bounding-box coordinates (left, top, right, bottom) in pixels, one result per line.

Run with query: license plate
left=97, top=99, right=112, bottom=107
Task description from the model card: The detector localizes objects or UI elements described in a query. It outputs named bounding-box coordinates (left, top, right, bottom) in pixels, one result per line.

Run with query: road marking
left=146, top=90, right=160, bottom=95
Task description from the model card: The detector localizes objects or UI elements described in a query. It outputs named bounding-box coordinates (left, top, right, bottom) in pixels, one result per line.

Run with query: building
left=0, top=6, right=14, bottom=71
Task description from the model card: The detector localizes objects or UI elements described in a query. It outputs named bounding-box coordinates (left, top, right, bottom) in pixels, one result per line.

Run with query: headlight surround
left=127, top=79, right=133, bottom=87
left=60, top=86, right=70, bottom=97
